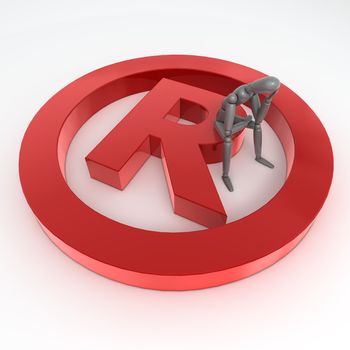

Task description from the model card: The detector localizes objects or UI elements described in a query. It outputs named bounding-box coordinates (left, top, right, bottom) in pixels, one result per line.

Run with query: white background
left=1, top=0, right=350, bottom=349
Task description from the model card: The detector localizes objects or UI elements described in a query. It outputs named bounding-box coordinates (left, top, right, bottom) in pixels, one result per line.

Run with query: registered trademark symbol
left=19, top=55, right=333, bottom=290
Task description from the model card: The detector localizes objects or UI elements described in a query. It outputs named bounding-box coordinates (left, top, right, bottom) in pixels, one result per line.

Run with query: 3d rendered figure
left=215, top=76, right=281, bottom=191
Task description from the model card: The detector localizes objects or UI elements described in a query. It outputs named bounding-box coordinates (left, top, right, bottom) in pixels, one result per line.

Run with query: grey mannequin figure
left=215, top=76, right=281, bottom=192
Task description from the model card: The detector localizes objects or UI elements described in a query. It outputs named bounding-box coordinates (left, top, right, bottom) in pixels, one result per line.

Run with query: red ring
left=19, top=55, right=333, bottom=290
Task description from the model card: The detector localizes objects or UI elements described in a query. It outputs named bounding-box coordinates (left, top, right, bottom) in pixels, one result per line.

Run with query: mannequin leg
left=254, top=123, right=274, bottom=168
left=222, top=135, right=234, bottom=191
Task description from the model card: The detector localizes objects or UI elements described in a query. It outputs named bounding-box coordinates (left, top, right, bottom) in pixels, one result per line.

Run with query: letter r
left=86, top=78, right=245, bottom=228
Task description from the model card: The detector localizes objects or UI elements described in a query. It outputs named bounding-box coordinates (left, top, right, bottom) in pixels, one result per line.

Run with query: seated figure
left=215, top=76, right=280, bottom=191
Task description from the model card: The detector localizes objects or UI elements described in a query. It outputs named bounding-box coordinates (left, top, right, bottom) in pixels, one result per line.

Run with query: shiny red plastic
left=86, top=78, right=247, bottom=228
left=19, top=55, right=333, bottom=290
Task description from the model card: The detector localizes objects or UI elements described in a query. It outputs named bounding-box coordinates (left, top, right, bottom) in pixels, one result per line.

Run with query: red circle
left=19, top=55, right=333, bottom=290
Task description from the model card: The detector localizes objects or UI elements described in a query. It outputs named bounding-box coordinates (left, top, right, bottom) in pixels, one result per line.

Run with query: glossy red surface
left=19, top=55, right=333, bottom=290
left=86, top=78, right=246, bottom=228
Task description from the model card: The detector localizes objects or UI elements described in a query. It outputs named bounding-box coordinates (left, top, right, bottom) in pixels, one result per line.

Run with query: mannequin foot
left=222, top=175, right=234, bottom=192
left=255, top=157, right=274, bottom=168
